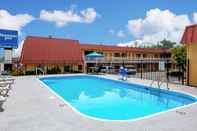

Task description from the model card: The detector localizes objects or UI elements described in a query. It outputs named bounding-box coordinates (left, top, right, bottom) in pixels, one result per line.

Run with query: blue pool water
left=39, top=75, right=197, bottom=120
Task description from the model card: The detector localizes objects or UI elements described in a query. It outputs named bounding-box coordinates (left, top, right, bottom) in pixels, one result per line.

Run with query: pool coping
left=37, top=74, right=197, bottom=122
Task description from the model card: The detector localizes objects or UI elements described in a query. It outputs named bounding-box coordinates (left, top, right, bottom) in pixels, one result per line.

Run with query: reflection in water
left=41, top=76, right=196, bottom=120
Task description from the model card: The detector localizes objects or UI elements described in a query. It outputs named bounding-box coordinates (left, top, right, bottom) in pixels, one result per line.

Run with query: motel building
left=181, top=24, right=197, bottom=87
left=0, top=29, right=18, bottom=73
left=20, top=36, right=171, bottom=74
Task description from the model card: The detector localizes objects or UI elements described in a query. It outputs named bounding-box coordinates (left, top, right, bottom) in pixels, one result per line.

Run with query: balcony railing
left=84, top=56, right=171, bottom=64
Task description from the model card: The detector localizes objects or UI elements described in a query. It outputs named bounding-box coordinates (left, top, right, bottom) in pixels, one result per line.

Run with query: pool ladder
left=150, top=77, right=169, bottom=90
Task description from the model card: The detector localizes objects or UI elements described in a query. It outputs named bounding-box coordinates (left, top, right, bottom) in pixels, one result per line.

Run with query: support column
left=0, top=63, right=4, bottom=72
left=83, top=62, right=87, bottom=73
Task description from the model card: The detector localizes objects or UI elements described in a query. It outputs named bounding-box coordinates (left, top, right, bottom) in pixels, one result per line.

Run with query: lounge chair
left=0, top=76, right=15, bottom=84
left=0, top=77, right=13, bottom=112
left=0, top=83, right=12, bottom=97
left=0, top=81, right=14, bottom=86
left=0, top=96, right=6, bottom=102
left=0, top=96, right=6, bottom=112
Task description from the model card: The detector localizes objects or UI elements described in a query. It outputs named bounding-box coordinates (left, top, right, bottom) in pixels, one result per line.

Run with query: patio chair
left=95, top=65, right=103, bottom=74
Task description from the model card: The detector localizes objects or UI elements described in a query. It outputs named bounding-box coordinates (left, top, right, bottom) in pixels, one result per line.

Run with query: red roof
left=181, top=24, right=197, bottom=44
left=80, top=44, right=170, bottom=54
left=20, top=36, right=170, bottom=65
left=20, top=36, right=83, bottom=64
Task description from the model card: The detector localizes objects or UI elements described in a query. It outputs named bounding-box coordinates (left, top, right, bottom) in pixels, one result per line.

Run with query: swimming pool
left=39, top=75, right=197, bottom=121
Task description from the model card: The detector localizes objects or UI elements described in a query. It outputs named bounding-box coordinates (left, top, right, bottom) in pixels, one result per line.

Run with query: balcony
left=84, top=56, right=171, bottom=64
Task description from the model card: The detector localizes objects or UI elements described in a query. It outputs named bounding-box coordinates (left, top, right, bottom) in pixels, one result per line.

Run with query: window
left=78, top=65, right=82, bottom=70
left=114, top=53, right=120, bottom=57
left=143, top=54, right=147, bottom=58
left=136, top=54, right=141, bottom=58
left=122, top=53, right=127, bottom=57
left=155, top=54, right=158, bottom=58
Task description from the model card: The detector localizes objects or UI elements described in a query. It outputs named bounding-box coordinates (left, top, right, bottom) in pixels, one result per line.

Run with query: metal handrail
left=36, top=67, right=45, bottom=75
left=150, top=76, right=169, bottom=90
left=84, top=57, right=171, bottom=62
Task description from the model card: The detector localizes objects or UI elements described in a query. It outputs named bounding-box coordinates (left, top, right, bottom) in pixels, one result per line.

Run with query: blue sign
left=0, top=29, right=18, bottom=48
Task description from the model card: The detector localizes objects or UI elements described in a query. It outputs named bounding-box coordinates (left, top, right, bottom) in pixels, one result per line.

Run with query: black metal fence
left=86, top=58, right=186, bottom=85
left=123, top=58, right=186, bottom=85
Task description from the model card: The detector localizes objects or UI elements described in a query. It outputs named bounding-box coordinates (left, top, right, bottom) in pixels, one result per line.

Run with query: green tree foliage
left=160, top=39, right=176, bottom=48
left=171, top=45, right=186, bottom=69
left=146, top=39, right=176, bottom=49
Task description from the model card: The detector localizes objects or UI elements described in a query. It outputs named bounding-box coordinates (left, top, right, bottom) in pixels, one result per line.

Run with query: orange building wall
left=187, top=44, right=197, bottom=86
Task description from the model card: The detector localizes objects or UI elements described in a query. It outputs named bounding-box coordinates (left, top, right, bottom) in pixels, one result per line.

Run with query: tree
left=171, top=45, right=186, bottom=83
left=160, top=39, right=176, bottom=48
left=171, top=45, right=186, bottom=68
left=148, top=39, right=176, bottom=49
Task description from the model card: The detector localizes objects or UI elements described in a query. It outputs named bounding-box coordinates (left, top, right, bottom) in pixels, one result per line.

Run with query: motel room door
left=64, top=65, right=71, bottom=73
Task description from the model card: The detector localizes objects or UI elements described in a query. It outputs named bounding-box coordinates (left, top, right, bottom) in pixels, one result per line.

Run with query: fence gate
left=126, top=58, right=186, bottom=85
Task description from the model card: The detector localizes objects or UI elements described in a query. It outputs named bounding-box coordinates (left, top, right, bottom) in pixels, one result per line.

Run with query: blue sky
left=0, top=0, right=197, bottom=50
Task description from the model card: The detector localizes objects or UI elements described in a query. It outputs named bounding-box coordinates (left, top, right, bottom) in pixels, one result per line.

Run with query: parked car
left=125, top=66, right=137, bottom=75
left=100, top=66, right=115, bottom=73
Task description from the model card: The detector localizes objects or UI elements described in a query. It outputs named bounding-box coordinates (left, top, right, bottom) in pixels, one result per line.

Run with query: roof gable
left=181, top=24, right=197, bottom=44
left=20, top=36, right=83, bottom=64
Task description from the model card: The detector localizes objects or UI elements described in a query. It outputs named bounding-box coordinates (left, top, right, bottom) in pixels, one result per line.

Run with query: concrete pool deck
left=0, top=74, right=197, bottom=131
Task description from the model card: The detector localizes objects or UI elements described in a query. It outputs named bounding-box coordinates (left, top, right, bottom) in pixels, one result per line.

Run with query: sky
left=0, top=0, right=197, bottom=56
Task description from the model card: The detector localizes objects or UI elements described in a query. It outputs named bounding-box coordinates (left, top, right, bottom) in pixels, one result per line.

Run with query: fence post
left=150, top=59, right=152, bottom=80
left=181, top=62, right=184, bottom=85
left=166, top=59, right=169, bottom=83
left=140, top=60, right=143, bottom=79
left=187, top=59, right=190, bottom=86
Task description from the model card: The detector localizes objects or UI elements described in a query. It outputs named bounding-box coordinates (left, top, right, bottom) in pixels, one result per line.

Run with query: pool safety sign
left=0, top=29, right=18, bottom=48
left=159, top=61, right=165, bottom=71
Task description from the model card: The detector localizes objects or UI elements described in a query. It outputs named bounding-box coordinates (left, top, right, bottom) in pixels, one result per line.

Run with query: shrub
left=11, top=70, right=24, bottom=76
left=168, top=70, right=183, bottom=77
left=25, top=70, right=36, bottom=75
left=47, top=67, right=61, bottom=74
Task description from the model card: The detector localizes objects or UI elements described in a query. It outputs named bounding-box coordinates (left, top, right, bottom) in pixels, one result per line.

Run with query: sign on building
left=0, top=29, right=18, bottom=48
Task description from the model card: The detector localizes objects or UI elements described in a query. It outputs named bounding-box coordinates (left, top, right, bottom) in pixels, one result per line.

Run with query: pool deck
left=1, top=74, right=197, bottom=131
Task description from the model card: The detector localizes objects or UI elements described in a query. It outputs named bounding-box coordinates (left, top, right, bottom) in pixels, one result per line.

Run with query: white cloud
left=117, top=41, right=134, bottom=47
left=13, top=40, right=24, bottom=57
left=117, top=40, right=143, bottom=47
left=193, top=13, right=197, bottom=23
left=80, top=8, right=97, bottom=23
left=40, top=8, right=98, bottom=27
left=0, top=9, right=34, bottom=32
left=127, top=8, right=191, bottom=44
left=117, top=30, right=126, bottom=38
left=128, top=19, right=143, bottom=38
